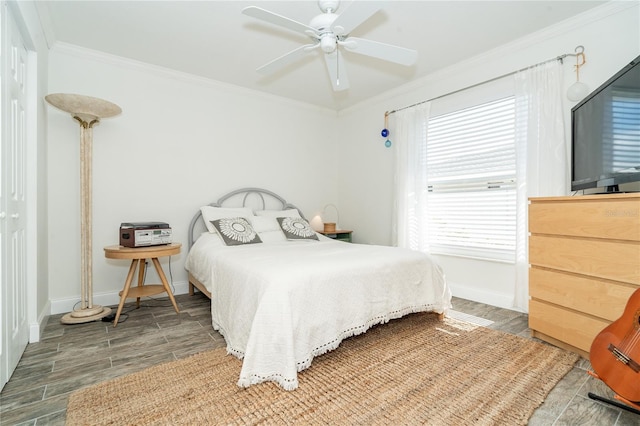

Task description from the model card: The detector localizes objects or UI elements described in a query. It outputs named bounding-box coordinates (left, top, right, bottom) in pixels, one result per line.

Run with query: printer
left=119, top=222, right=172, bottom=247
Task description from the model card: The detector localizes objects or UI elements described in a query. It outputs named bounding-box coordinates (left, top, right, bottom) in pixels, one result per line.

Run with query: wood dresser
left=528, top=193, right=640, bottom=358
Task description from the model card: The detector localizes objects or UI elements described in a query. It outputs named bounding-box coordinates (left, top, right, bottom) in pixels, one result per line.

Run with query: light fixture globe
left=320, top=34, right=338, bottom=53
left=567, top=81, right=590, bottom=102
left=566, top=46, right=589, bottom=102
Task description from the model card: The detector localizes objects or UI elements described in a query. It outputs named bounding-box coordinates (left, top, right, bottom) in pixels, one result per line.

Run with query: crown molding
left=341, top=0, right=638, bottom=115
left=51, top=42, right=338, bottom=117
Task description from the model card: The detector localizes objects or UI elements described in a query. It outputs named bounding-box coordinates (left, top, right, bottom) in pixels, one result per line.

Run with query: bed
left=185, top=188, right=452, bottom=390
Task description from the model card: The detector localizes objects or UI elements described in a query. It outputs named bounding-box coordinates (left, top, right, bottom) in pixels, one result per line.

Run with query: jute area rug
left=66, top=313, right=579, bottom=425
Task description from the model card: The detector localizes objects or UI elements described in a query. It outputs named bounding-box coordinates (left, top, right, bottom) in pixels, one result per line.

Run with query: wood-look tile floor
left=1, top=294, right=638, bottom=425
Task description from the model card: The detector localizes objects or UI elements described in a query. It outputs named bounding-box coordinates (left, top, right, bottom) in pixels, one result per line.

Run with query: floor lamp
left=45, top=93, right=122, bottom=324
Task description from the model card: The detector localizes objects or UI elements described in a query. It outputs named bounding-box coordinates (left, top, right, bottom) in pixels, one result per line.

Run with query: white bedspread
left=185, top=234, right=451, bottom=390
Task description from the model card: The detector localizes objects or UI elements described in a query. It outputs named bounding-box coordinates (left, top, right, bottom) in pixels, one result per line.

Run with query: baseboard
left=448, top=282, right=524, bottom=313
left=29, top=299, right=51, bottom=343
left=49, top=280, right=191, bottom=316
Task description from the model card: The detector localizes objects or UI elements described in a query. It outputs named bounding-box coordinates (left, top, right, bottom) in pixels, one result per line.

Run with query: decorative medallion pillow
left=277, top=217, right=319, bottom=241
left=211, top=217, right=262, bottom=246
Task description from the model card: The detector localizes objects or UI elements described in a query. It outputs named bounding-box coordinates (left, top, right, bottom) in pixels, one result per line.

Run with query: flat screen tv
left=571, top=54, right=640, bottom=192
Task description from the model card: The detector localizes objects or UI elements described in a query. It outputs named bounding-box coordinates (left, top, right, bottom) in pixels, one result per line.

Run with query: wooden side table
left=104, top=243, right=181, bottom=326
left=317, top=229, right=353, bottom=242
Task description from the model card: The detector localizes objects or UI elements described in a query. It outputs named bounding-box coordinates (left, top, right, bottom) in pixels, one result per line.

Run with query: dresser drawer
left=528, top=299, right=610, bottom=353
left=529, top=235, right=640, bottom=285
left=529, top=198, right=640, bottom=241
left=529, top=267, right=637, bottom=321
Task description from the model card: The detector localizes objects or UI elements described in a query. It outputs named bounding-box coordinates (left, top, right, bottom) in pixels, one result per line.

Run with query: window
left=426, top=97, right=516, bottom=261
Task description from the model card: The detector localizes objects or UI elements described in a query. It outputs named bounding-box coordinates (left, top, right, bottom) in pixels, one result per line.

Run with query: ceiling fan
left=242, top=0, right=418, bottom=91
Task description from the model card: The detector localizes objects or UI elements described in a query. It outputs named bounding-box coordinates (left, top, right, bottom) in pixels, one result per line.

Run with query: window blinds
left=426, top=97, right=516, bottom=261
left=606, top=90, right=640, bottom=172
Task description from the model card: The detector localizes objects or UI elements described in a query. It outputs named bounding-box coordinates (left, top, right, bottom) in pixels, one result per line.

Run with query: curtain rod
left=385, top=46, right=584, bottom=117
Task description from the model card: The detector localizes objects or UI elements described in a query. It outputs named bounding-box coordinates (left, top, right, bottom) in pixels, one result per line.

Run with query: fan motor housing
left=310, top=12, right=337, bottom=32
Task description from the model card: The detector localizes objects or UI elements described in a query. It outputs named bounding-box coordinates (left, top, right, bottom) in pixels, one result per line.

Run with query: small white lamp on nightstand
left=45, top=93, right=122, bottom=324
left=309, top=215, right=324, bottom=231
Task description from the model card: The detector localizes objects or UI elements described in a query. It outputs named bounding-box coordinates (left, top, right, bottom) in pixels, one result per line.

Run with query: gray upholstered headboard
left=188, top=187, right=305, bottom=249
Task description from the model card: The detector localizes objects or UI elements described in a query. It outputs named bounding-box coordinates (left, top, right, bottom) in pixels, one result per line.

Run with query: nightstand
left=317, top=229, right=353, bottom=242
left=104, top=243, right=181, bottom=326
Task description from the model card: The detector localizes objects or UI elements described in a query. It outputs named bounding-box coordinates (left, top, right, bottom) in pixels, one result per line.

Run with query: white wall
left=47, top=45, right=340, bottom=313
left=336, top=2, right=640, bottom=311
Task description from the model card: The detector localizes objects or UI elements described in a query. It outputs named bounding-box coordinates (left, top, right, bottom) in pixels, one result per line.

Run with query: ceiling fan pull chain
left=336, top=50, right=340, bottom=86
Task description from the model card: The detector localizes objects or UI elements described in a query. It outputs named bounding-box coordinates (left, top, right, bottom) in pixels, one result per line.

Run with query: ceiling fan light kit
left=242, top=0, right=418, bottom=91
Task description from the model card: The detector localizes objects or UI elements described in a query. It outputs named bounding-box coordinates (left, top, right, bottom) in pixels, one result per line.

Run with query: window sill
left=429, top=250, right=515, bottom=264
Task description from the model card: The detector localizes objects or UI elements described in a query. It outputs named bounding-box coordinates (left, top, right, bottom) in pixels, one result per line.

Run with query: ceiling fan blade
left=343, top=37, right=417, bottom=66
left=256, top=43, right=318, bottom=75
left=242, top=6, right=318, bottom=36
left=324, top=50, right=349, bottom=91
left=331, top=1, right=385, bottom=36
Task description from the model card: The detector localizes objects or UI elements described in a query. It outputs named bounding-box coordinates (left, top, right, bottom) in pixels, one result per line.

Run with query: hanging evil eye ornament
left=381, top=112, right=391, bottom=148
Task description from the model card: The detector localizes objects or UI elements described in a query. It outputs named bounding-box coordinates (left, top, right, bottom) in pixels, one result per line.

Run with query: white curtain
left=513, top=60, right=567, bottom=311
left=392, top=102, right=431, bottom=251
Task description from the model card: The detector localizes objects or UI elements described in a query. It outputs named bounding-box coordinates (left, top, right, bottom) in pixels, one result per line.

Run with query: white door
left=0, top=1, right=29, bottom=391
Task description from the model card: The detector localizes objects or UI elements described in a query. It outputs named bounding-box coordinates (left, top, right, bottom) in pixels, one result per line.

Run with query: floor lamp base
left=61, top=306, right=112, bottom=324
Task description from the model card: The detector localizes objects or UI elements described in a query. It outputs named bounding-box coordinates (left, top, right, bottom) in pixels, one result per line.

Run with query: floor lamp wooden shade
left=45, top=94, right=122, bottom=324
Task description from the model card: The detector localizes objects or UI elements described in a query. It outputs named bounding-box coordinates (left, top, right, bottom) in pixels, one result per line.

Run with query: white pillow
left=200, top=206, right=254, bottom=233
left=257, top=230, right=287, bottom=243
left=255, top=208, right=301, bottom=218
left=249, top=216, right=280, bottom=233
left=249, top=216, right=287, bottom=243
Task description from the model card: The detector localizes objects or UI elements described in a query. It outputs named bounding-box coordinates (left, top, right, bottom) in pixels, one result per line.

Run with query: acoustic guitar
left=589, top=288, right=640, bottom=404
